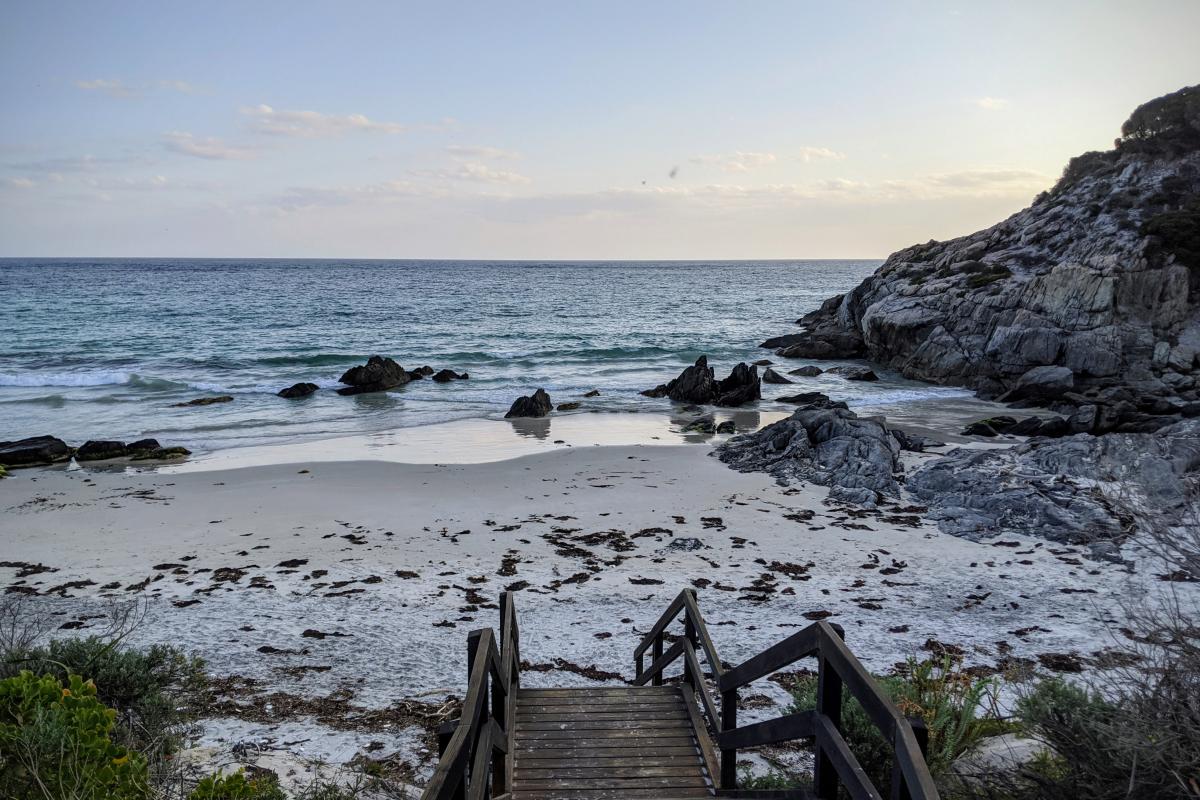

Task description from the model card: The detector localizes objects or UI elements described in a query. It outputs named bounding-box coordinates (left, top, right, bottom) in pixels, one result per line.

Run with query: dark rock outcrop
left=506, top=389, right=552, bottom=418
left=0, top=436, right=71, bottom=467
left=76, top=440, right=128, bottom=461
left=909, top=419, right=1200, bottom=549
left=761, top=367, right=792, bottom=384
left=641, top=356, right=761, bottom=407
left=126, top=439, right=161, bottom=455
left=432, top=369, right=469, bottom=383
left=776, top=392, right=848, bottom=410
left=789, top=365, right=824, bottom=377
left=764, top=85, right=1200, bottom=417
left=336, top=356, right=410, bottom=396
left=583, top=389, right=601, bottom=397
left=716, top=406, right=903, bottom=505
left=174, top=396, right=233, bottom=407
left=826, top=365, right=878, bottom=382
left=278, top=382, right=319, bottom=398
left=557, top=402, right=581, bottom=411
left=131, top=446, right=191, bottom=461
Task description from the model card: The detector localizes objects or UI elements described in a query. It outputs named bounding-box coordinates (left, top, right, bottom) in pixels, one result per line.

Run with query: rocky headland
left=728, top=86, right=1200, bottom=555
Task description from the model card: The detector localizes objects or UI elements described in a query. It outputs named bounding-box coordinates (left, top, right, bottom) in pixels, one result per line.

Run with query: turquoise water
left=0, top=259, right=971, bottom=451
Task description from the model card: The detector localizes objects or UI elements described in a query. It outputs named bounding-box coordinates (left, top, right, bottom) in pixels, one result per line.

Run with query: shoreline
left=4, top=398, right=1180, bottom=787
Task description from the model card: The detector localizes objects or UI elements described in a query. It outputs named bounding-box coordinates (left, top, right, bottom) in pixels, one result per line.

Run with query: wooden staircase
left=511, top=686, right=715, bottom=798
left=421, top=590, right=938, bottom=800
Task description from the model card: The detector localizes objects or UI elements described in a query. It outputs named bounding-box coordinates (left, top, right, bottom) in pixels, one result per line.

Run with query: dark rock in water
left=827, top=365, right=878, bottom=382
left=432, top=369, right=468, bottom=383
left=760, top=333, right=810, bottom=349
left=761, top=367, right=792, bottom=384
left=506, top=389, right=552, bottom=418
left=337, top=356, right=410, bottom=395
left=583, top=389, right=600, bottom=397
left=789, top=365, right=824, bottom=377
left=131, top=446, right=191, bottom=461
left=557, top=402, right=581, bottom=411
left=0, top=436, right=72, bottom=467
left=909, top=419, right=1200, bottom=546
left=717, top=406, right=903, bottom=502
left=1006, top=416, right=1047, bottom=436
left=125, top=438, right=161, bottom=454
left=641, top=356, right=761, bottom=407
left=753, top=359, right=773, bottom=366
left=414, top=365, right=435, bottom=376
left=776, top=392, right=849, bottom=411
left=405, top=370, right=426, bottom=381
left=682, top=417, right=716, bottom=434
left=278, top=382, right=319, bottom=398
left=174, top=396, right=233, bottom=407
left=716, top=421, right=736, bottom=434
left=76, top=440, right=128, bottom=461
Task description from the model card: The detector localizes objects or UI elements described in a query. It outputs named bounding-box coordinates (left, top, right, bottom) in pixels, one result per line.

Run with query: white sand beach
left=1, top=410, right=1182, bottom=786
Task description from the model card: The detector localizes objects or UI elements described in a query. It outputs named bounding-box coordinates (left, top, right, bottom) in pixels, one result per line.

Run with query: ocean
left=0, top=259, right=973, bottom=452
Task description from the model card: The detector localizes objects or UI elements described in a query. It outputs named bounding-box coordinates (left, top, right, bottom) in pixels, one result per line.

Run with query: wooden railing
left=634, top=589, right=939, bottom=800
left=423, top=591, right=521, bottom=800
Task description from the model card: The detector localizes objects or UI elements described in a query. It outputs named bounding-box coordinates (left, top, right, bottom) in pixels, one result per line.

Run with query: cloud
left=75, top=79, right=135, bottom=98
left=796, top=146, right=846, bottom=162
left=975, top=96, right=1009, bottom=110
left=4, top=177, right=36, bottom=189
left=7, top=154, right=143, bottom=174
left=83, top=175, right=172, bottom=191
left=412, top=161, right=531, bottom=184
left=242, top=104, right=407, bottom=137
left=690, top=151, right=777, bottom=173
left=446, top=145, right=520, bottom=160
left=162, top=131, right=256, bottom=161
left=156, top=80, right=202, bottom=94
left=270, top=180, right=446, bottom=212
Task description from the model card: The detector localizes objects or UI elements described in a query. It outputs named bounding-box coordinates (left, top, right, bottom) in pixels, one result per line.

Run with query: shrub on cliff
left=1119, top=84, right=1200, bottom=143
left=0, top=671, right=149, bottom=800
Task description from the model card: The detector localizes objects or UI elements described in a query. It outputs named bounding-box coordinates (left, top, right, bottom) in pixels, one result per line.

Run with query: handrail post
left=683, top=603, right=698, bottom=690
left=720, top=687, right=737, bottom=789
left=465, top=630, right=486, bottom=797
left=892, top=716, right=929, bottom=800
left=814, top=643, right=843, bottom=799
left=651, top=632, right=664, bottom=686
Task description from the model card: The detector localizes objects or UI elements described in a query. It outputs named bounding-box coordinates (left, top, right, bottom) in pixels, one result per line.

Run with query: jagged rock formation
left=768, top=85, right=1200, bottom=432
left=278, top=382, right=319, bottom=398
left=909, top=419, right=1200, bottom=552
left=716, top=394, right=904, bottom=505
left=506, top=389, right=552, bottom=418
left=337, top=355, right=411, bottom=395
left=0, top=436, right=71, bottom=467
left=641, top=356, right=762, bottom=407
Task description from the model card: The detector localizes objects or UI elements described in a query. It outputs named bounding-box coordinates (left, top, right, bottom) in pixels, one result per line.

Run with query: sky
left=1, top=1, right=1198, bottom=259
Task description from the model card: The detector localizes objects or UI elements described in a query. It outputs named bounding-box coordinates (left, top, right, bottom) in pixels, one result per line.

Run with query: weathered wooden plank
left=518, top=688, right=674, bottom=697
left=515, top=766, right=707, bottom=779
left=517, top=701, right=685, bottom=712
left=513, top=775, right=711, bottom=789
left=514, top=754, right=701, bottom=768
left=519, top=719, right=692, bottom=732
left=513, top=789, right=712, bottom=799
left=515, top=735, right=699, bottom=749
left=516, top=728, right=697, bottom=741
left=514, top=745, right=701, bottom=758
left=517, top=710, right=690, bottom=722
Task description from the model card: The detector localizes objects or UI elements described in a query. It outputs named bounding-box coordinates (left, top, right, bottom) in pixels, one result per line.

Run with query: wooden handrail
left=423, top=592, right=521, bottom=800
left=633, top=589, right=939, bottom=800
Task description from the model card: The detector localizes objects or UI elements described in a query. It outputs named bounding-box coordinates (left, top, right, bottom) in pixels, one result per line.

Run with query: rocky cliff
left=770, top=85, right=1200, bottom=432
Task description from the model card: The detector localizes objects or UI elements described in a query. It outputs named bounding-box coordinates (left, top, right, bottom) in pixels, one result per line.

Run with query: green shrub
left=789, top=657, right=1005, bottom=791
left=189, top=769, right=287, bottom=800
left=4, top=636, right=206, bottom=758
left=0, top=671, right=149, bottom=800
